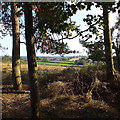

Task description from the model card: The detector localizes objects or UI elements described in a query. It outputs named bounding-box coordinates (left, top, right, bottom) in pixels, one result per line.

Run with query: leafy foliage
left=81, top=40, right=105, bottom=61
left=74, top=59, right=86, bottom=65
left=1, top=1, right=120, bottom=56
left=1, top=2, right=12, bottom=37
left=2, top=55, right=12, bottom=62
left=33, top=2, right=79, bottom=55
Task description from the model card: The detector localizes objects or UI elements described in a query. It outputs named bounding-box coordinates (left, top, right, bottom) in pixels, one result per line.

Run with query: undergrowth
left=2, top=64, right=120, bottom=118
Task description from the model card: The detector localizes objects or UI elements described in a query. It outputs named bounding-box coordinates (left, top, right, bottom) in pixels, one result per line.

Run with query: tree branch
left=20, top=41, right=26, bottom=45
left=56, top=3, right=118, bottom=41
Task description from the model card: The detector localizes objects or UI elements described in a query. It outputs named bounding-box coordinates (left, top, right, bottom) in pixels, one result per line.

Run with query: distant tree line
left=1, top=1, right=120, bottom=119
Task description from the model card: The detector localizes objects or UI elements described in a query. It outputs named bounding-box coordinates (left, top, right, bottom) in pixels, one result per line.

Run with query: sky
left=0, top=3, right=118, bottom=57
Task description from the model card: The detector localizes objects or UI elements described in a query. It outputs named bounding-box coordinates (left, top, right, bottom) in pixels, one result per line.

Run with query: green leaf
left=98, top=21, right=102, bottom=26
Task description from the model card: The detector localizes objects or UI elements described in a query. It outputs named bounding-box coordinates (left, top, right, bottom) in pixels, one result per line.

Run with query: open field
left=21, top=60, right=83, bottom=67
left=1, top=62, right=120, bottom=119
left=37, top=61, right=80, bottom=67
left=1, top=62, right=69, bottom=74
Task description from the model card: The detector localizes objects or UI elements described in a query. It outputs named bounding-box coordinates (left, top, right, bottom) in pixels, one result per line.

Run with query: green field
left=37, top=61, right=82, bottom=67
left=21, top=60, right=101, bottom=67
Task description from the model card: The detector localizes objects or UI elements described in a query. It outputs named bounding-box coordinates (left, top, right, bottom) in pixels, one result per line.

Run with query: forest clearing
left=1, top=1, right=120, bottom=119
left=1, top=62, right=120, bottom=119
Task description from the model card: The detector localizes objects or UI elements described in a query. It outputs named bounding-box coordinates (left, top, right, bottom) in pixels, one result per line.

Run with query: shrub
left=41, top=58, right=48, bottom=62
left=2, top=55, right=12, bottom=63
left=74, top=59, right=86, bottom=65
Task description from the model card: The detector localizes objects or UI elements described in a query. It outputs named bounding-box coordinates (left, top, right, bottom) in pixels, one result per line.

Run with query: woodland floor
left=2, top=86, right=119, bottom=119
left=1, top=62, right=120, bottom=119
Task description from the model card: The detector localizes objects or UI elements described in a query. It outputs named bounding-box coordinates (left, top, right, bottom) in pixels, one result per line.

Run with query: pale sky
left=0, top=4, right=118, bottom=56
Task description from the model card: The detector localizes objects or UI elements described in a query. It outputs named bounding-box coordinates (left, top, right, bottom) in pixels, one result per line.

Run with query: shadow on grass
left=2, top=71, right=13, bottom=85
left=40, top=96, right=119, bottom=119
left=2, top=93, right=31, bottom=119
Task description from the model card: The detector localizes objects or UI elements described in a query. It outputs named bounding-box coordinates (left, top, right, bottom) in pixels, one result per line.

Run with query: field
left=21, top=60, right=83, bottom=67
left=22, top=60, right=101, bottom=67
left=1, top=62, right=120, bottom=119
left=38, top=61, right=77, bottom=67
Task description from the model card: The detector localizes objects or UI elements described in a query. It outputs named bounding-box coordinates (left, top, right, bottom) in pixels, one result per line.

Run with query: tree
left=78, top=2, right=119, bottom=82
left=1, top=2, right=23, bottom=90
left=1, top=2, right=79, bottom=118
left=11, top=2, right=22, bottom=90
left=22, top=2, right=119, bottom=84
left=103, top=4, right=115, bottom=82
left=22, top=2, right=82, bottom=118
left=33, top=2, right=78, bottom=55
left=24, top=3, right=40, bottom=119
left=74, top=59, right=86, bottom=65
left=81, top=2, right=116, bottom=81
left=80, top=39, right=105, bottom=62
left=112, top=10, right=120, bottom=71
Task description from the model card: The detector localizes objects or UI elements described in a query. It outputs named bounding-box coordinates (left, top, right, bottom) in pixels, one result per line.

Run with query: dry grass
left=40, top=95, right=119, bottom=118
left=1, top=62, right=65, bottom=73
left=2, top=93, right=31, bottom=118
left=2, top=92, right=119, bottom=119
left=1, top=62, right=66, bottom=85
left=1, top=62, right=120, bottom=119
left=37, top=64, right=66, bottom=71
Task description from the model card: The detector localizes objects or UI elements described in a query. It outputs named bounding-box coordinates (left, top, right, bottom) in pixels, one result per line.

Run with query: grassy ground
left=2, top=92, right=119, bottom=119
left=1, top=62, right=120, bottom=119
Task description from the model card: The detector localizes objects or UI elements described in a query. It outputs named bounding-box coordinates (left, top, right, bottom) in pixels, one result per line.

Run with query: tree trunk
left=117, top=7, right=120, bottom=71
left=116, top=49, right=120, bottom=71
left=103, top=5, right=115, bottom=81
left=11, top=2, right=22, bottom=90
left=24, top=3, right=40, bottom=119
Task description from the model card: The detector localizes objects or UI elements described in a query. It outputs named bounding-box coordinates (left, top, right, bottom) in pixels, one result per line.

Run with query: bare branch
left=20, top=41, right=26, bottom=45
